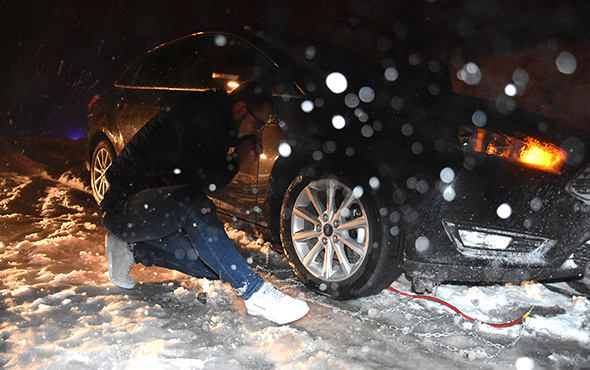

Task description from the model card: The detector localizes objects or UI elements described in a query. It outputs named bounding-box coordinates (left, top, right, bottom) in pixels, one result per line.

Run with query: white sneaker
left=105, top=233, right=136, bottom=289
left=245, top=282, right=309, bottom=325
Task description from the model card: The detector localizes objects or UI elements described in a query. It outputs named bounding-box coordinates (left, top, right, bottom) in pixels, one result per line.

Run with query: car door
left=188, top=33, right=290, bottom=224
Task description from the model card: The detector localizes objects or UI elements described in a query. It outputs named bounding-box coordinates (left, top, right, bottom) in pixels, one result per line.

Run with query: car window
left=115, top=37, right=208, bottom=89
left=116, top=33, right=301, bottom=96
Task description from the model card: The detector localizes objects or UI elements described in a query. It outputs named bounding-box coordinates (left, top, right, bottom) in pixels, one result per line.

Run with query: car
left=86, top=29, right=590, bottom=299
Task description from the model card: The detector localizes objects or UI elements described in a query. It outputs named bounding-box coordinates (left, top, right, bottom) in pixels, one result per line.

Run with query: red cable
left=387, top=286, right=529, bottom=328
left=267, top=246, right=528, bottom=328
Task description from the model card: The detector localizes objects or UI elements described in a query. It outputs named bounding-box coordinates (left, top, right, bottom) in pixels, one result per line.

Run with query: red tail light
left=88, top=95, right=100, bottom=109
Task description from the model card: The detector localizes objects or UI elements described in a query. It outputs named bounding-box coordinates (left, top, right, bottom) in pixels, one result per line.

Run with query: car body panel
left=86, top=30, right=590, bottom=288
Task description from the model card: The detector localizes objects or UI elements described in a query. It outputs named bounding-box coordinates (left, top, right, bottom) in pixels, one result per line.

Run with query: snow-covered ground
left=0, top=136, right=589, bottom=369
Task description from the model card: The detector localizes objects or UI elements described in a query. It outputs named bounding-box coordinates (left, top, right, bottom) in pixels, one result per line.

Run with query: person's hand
left=235, top=135, right=262, bottom=166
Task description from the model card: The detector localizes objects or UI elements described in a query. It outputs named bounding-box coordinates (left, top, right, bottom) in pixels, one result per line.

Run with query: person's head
left=229, top=80, right=274, bottom=138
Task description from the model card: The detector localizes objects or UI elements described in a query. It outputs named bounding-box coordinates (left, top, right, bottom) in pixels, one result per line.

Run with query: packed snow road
left=0, top=137, right=589, bottom=369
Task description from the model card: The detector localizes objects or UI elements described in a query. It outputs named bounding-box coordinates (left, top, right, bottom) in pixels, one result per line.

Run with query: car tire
left=90, top=139, right=115, bottom=204
left=280, top=166, right=404, bottom=299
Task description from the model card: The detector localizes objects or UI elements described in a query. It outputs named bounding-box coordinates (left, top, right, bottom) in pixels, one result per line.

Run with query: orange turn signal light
left=467, top=128, right=567, bottom=174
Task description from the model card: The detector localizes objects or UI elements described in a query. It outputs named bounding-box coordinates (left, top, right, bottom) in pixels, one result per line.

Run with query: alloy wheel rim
left=291, top=178, right=370, bottom=282
left=92, top=147, right=112, bottom=202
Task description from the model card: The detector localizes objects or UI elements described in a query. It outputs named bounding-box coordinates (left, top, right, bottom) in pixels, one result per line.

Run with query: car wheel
left=280, top=167, right=404, bottom=299
left=91, top=139, right=115, bottom=204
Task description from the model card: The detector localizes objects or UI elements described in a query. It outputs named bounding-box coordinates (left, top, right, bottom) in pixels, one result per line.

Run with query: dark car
left=86, top=30, right=590, bottom=299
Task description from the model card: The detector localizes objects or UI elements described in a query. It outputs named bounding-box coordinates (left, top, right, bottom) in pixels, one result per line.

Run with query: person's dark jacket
left=104, top=90, right=241, bottom=198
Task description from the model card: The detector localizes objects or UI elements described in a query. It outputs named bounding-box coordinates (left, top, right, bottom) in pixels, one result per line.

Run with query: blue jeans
left=101, top=185, right=264, bottom=299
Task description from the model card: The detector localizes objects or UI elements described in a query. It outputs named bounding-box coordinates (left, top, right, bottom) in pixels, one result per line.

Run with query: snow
left=1, top=137, right=589, bottom=369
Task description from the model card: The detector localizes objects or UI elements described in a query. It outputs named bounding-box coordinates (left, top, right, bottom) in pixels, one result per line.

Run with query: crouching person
left=100, top=81, right=309, bottom=325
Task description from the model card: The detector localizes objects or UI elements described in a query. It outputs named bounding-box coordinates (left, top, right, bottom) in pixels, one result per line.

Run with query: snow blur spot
left=562, top=136, right=586, bottom=165
left=359, top=87, right=375, bottom=103
left=429, top=60, right=442, bottom=72
left=530, top=197, right=543, bottom=211
left=323, top=141, right=337, bottom=154
left=401, top=123, right=414, bottom=136
left=408, top=54, right=421, bottom=65
left=208, top=183, right=216, bottom=192
left=463, top=156, right=476, bottom=170
left=352, top=186, right=364, bottom=199
left=174, top=248, right=185, bottom=260
left=538, top=121, right=549, bottom=133
left=332, top=115, right=346, bottom=130
left=457, top=62, right=481, bottom=85
left=472, top=110, right=487, bottom=127
left=497, top=203, right=512, bottom=219
left=355, top=108, right=368, bottom=122
left=246, top=257, right=253, bottom=264
left=369, top=177, right=380, bottom=190
left=556, top=51, right=577, bottom=74
left=495, top=95, right=516, bottom=114
left=345, top=147, right=355, bottom=157
left=377, top=36, right=392, bottom=51
left=187, top=249, right=198, bottom=260
left=428, top=83, right=441, bottom=96
left=361, top=125, right=374, bottom=138
left=443, top=186, right=456, bottom=202
left=301, top=100, right=314, bottom=113
left=411, top=142, right=423, bottom=155
left=326, top=72, right=348, bottom=94
left=390, top=96, right=404, bottom=110
left=515, top=357, right=535, bottom=370
left=319, top=283, right=327, bottom=291
left=230, top=264, right=236, bottom=270
left=390, top=211, right=401, bottom=223
left=524, top=218, right=533, bottom=228
left=440, top=167, right=455, bottom=183
left=390, top=226, right=400, bottom=236
left=384, top=67, right=399, bottom=81
left=406, top=177, right=417, bottom=189
left=305, top=45, right=316, bottom=60
left=340, top=207, right=351, bottom=218
left=373, top=120, right=383, bottom=132
left=513, top=68, right=530, bottom=86
left=345, top=93, right=359, bottom=108
left=173, top=168, right=181, bottom=175
left=415, top=236, right=430, bottom=252
left=214, top=34, right=227, bottom=47
left=143, top=203, right=149, bottom=209
left=416, top=180, right=429, bottom=194
left=313, top=151, right=324, bottom=161
left=504, top=83, right=517, bottom=97
left=278, top=142, right=292, bottom=157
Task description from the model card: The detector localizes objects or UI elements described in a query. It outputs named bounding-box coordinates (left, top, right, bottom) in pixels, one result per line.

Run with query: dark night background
left=1, top=0, right=589, bottom=139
